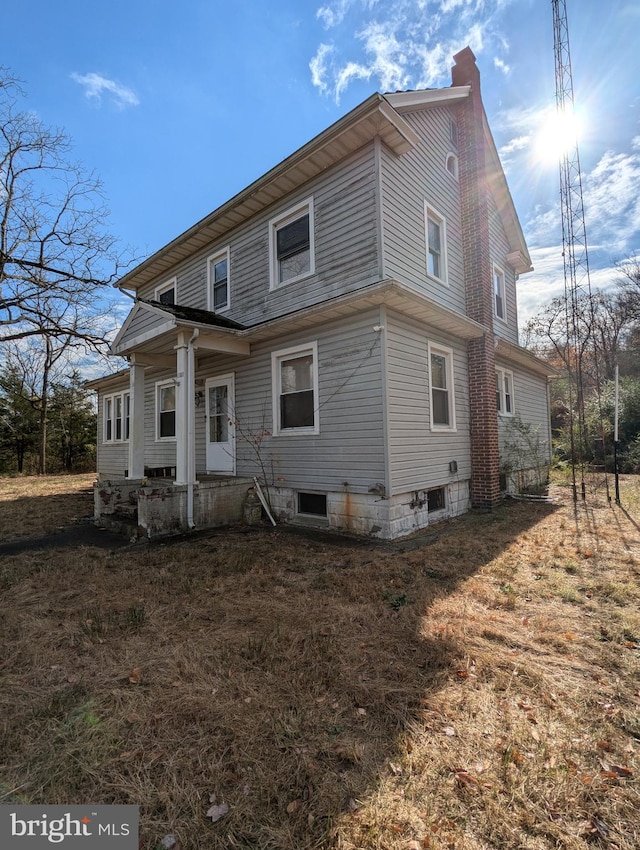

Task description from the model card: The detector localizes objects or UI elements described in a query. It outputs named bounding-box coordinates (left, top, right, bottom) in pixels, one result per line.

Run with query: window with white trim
left=156, top=380, right=176, bottom=440
left=270, top=199, right=314, bottom=288
left=425, top=204, right=448, bottom=284
left=428, top=343, right=456, bottom=430
left=493, top=265, right=506, bottom=321
left=449, top=116, right=458, bottom=148
left=496, top=368, right=514, bottom=415
left=208, top=248, right=230, bottom=312
left=155, top=278, right=176, bottom=305
left=445, top=152, right=459, bottom=180
left=272, top=342, right=319, bottom=435
left=103, top=391, right=130, bottom=443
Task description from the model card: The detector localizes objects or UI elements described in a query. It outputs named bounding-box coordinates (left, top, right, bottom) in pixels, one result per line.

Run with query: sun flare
left=535, top=106, right=583, bottom=165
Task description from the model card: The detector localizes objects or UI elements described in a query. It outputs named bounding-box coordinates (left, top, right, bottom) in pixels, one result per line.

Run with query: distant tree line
left=523, top=258, right=640, bottom=473
left=0, top=345, right=96, bottom=474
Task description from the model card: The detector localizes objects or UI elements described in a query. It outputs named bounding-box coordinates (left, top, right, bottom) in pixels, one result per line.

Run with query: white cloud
left=494, top=56, right=511, bottom=74
left=309, top=43, right=334, bottom=92
left=71, top=72, right=139, bottom=109
left=310, top=0, right=514, bottom=101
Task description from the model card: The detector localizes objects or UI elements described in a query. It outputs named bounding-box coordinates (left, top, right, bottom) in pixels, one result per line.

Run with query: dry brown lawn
left=0, top=474, right=639, bottom=850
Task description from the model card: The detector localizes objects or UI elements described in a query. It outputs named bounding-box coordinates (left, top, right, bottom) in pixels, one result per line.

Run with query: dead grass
left=0, top=473, right=639, bottom=849
left=0, top=473, right=95, bottom=541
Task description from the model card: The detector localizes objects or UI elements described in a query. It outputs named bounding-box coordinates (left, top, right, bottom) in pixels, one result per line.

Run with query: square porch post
left=174, top=332, right=189, bottom=485
left=127, top=357, right=146, bottom=479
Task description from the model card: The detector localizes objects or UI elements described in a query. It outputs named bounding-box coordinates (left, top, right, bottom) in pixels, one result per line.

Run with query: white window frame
left=207, top=247, right=230, bottom=312
left=103, top=391, right=130, bottom=444
left=445, top=152, right=459, bottom=180
left=496, top=367, right=515, bottom=416
left=269, top=198, right=315, bottom=290
left=425, top=203, right=448, bottom=285
left=271, top=341, right=319, bottom=436
left=156, top=379, right=177, bottom=441
left=449, top=116, right=458, bottom=148
left=428, top=342, right=456, bottom=432
left=493, top=264, right=506, bottom=322
left=155, top=277, right=177, bottom=305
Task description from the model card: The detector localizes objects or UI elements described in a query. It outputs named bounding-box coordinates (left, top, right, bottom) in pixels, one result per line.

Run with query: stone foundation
left=269, top=480, right=471, bottom=539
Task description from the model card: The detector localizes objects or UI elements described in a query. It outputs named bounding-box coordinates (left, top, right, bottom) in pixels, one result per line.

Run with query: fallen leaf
left=389, top=762, right=402, bottom=776
left=286, top=800, right=302, bottom=814
left=596, top=741, right=612, bottom=752
left=128, top=667, right=142, bottom=684
left=206, top=803, right=229, bottom=823
left=564, top=632, right=575, bottom=640
left=610, top=764, right=633, bottom=778
left=454, top=770, right=479, bottom=789
left=443, top=726, right=456, bottom=737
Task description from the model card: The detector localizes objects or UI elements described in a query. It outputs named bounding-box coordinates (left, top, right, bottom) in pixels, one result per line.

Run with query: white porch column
left=174, top=332, right=189, bottom=485
left=127, top=357, right=146, bottom=479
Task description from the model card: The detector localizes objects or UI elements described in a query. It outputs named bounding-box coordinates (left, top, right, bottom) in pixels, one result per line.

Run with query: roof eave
left=115, top=95, right=419, bottom=293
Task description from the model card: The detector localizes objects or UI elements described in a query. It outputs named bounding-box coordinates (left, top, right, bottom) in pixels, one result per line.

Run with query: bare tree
left=0, top=67, right=131, bottom=348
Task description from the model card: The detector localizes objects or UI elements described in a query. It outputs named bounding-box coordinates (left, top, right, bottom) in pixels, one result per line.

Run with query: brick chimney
left=452, top=47, right=501, bottom=508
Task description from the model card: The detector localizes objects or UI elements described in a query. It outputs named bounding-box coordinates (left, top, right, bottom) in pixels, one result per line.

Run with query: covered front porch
left=93, top=299, right=255, bottom=538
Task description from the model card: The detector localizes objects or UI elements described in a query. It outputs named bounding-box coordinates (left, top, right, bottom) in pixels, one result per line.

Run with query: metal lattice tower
left=552, top=0, right=600, bottom=501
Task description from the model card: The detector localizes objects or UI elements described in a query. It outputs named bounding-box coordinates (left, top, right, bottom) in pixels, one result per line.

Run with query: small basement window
left=297, top=492, right=327, bottom=517
left=427, top=487, right=446, bottom=512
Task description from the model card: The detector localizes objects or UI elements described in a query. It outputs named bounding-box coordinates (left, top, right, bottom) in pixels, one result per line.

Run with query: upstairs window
left=272, top=342, right=319, bottom=435
left=496, top=368, right=514, bottom=415
left=494, top=265, right=506, bottom=321
left=103, top=391, right=130, bottom=443
left=428, top=342, right=456, bottom=431
left=155, top=278, right=176, bottom=305
left=208, top=249, right=230, bottom=312
left=156, top=381, right=176, bottom=440
left=425, top=204, right=448, bottom=284
left=270, top=199, right=314, bottom=288
left=449, top=116, right=458, bottom=148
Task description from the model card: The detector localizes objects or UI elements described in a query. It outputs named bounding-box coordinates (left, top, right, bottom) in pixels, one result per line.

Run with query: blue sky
left=5, top=0, right=640, bottom=330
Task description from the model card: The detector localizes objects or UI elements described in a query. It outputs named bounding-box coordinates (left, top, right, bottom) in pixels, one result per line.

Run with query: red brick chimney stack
left=451, top=47, right=502, bottom=509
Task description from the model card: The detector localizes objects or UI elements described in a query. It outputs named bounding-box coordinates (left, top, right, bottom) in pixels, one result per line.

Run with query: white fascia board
left=385, top=86, right=471, bottom=112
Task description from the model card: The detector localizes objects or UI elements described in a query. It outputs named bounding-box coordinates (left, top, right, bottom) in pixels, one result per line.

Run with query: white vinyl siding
left=386, top=312, right=470, bottom=496
left=497, top=366, right=552, bottom=469
left=380, top=108, right=465, bottom=313
left=135, top=145, right=379, bottom=327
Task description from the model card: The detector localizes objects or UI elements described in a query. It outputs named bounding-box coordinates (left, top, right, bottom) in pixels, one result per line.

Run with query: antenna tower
left=551, top=0, right=603, bottom=501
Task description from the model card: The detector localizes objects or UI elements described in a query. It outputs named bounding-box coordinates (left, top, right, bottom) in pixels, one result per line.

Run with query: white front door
left=205, top=374, right=235, bottom=474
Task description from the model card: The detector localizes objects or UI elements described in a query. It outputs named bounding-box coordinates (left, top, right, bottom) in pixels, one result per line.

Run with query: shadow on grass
left=0, top=498, right=559, bottom=849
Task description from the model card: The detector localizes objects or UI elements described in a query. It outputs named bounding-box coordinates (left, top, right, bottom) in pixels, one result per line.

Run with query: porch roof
left=495, top=338, right=558, bottom=378
left=110, top=298, right=251, bottom=362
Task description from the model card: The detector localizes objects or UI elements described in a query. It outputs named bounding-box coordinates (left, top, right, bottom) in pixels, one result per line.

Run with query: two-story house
left=90, top=47, right=554, bottom=540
